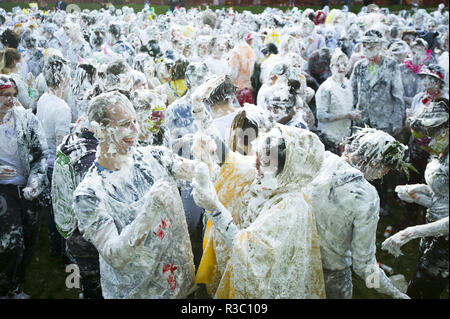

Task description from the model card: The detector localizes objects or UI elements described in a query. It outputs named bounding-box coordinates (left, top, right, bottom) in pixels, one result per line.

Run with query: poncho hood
left=275, top=124, right=325, bottom=188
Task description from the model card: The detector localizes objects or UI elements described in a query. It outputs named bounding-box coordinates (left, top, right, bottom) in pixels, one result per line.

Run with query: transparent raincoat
left=196, top=125, right=326, bottom=298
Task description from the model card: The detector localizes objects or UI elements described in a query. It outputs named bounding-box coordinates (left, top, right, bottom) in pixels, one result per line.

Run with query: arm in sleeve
left=25, top=112, right=49, bottom=194
left=348, top=183, right=407, bottom=298
left=382, top=217, right=449, bottom=257
left=390, top=65, right=405, bottom=127
left=74, top=183, right=168, bottom=270
left=51, top=151, right=77, bottom=238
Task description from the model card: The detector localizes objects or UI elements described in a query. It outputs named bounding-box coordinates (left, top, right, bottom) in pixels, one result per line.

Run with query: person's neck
left=1, top=66, right=18, bottom=74
left=332, top=74, right=345, bottom=83
left=212, top=102, right=234, bottom=118
left=368, top=55, right=382, bottom=65
left=426, top=88, right=441, bottom=97
left=97, top=143, right=128, bottom=171
left=48, top=87, right=64, bottom=98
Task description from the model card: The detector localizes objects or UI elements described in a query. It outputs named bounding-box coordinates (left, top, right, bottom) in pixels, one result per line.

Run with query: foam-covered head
left=410, top=98, right=449, bottom=155
left=43, top=54, right=70, bottom=89
left=343, top=127, right=410, bottom=180
left=255, top=125, right=324, bottom=187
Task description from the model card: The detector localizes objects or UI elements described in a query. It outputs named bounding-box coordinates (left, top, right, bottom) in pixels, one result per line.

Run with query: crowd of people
left=0, top=2, right=448, bottom=299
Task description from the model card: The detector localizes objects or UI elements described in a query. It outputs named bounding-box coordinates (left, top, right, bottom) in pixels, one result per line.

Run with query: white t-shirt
left=36, top=92, right=72, bottom=167
left=213, top=111, right=238, bottom=144
left=0, top=120, right=27, bottom=185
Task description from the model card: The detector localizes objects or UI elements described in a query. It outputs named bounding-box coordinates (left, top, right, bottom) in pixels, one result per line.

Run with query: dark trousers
left=66, top=228, right=102, bottom=299
left=408, top=235, right=449, bottom=299
left=47, top=168, right=65, bottom=255
left=0, top=184, right=41, bottom=297
left=180, top=183, right=204, bottom=270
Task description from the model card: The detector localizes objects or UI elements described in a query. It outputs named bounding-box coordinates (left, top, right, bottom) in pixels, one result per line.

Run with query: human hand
left=191, top=75, right=225, bottom=111
left=395, top=185, right=416, bottom=203
left=381, top=228, right=414, bottom=257
left=192, top=162, right=219, bottom=211
left=148, top=180, right=176, bottom=210
left=23, top=179, right=40, bottom=201
left=192, top=132, right=217, bottom=165
left=0, top=166, right=17, bottom=180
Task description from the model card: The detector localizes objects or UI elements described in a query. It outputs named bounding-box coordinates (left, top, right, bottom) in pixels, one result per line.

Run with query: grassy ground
left=21, top=184, right=448, bottom=299
left=0, top=2, right=444, bottom=14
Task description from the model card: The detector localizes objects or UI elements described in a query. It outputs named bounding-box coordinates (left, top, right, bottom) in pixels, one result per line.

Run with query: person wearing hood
left=192, top=124, right=326, bottom=298
left=316, top=48, right=361, bottom=154
left=0, top=75, right=49, bottom=298
left=51, top=117, right=102, bottom=299
left=305, top=127, right=412, bottom=299
left=390, top=98, right=449, bottom=299
left=194, top=104, right=274, bottom=297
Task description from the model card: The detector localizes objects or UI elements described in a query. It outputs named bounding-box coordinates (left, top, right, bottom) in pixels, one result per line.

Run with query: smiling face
left=104, top=103, right=139, bottom=156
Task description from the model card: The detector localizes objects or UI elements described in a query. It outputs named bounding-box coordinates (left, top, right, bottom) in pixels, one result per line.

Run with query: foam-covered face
left=104, top=103, right=139, bottom=156
left=197, top=42, right=209, bottom=57
left=128, top=34, right=142, bottom=51
left=331, top=56, right=348, bottom=81
left=421, top=75, right=441, bottom=92
left=363, top=161, right=391, bottom=181
left=255, top=129, right=284, bottom=178
left=425, top=20, right=436, bottom=32
left=0, top=87, right=18, bottom=114
left=411, top=45, right=427, bottom=64
left=185, top=64, right=209, bottom=89
left=301, top=20, right=314, bottom=35
left=362, top=42, right=382, bottom=60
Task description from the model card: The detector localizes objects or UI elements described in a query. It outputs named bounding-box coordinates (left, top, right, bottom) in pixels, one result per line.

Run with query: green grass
left=0, top=2, right=444, bottom=15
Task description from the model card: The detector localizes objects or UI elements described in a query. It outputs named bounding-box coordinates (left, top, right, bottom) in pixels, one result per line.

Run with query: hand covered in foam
left=381, top=228, right=412, bottom=257
left=382, top=217, right=449, bottom=258
left=395, top=184, right=433, bottom=207
left=147, top=180, right=176, bottom=210
left=192, top=132, right=217, bottom=168
left=192, top=162, right=219, bottom=211
left=23, top=178, right=41, bottom=201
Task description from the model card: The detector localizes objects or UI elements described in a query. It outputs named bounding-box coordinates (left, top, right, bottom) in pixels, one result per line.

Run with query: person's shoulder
left=74, top=166, right=100, bottom=197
